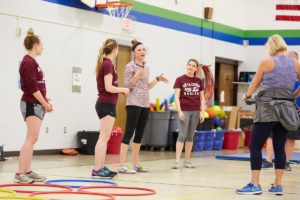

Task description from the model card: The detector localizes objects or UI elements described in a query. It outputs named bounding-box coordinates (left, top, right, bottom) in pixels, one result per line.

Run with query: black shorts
left=95, top=102, right=116, bottom=119
left=269, top=126, right=300, bottom=140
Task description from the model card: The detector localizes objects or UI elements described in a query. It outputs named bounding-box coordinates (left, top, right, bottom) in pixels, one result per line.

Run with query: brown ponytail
left=95, top=39, right=118, bottom=77
left=24, top=28, right=40, bottom=50
left=188, top=59, right=199, bottom=77
left=188, top=59, right=199, bottom=67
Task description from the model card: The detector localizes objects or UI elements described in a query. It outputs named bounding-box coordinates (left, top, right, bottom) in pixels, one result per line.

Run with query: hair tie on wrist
left=156, top=76, right=159, bottom=81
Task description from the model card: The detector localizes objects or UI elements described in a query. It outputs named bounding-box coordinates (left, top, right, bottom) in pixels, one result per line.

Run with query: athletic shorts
left=269, top=126, right=300, bottom=140
left=20, top=100, right=45, bottom=121
left=95, top=102, right=116, bottom=119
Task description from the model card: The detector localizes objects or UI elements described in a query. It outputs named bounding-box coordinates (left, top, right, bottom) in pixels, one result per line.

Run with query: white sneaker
left=118, top=163, right=136, bottom=174
left=133, top=162, right=148, bottom=172
left=184, top=160, right=195, bottom=168
left=171, top=161, right=180, bottom=169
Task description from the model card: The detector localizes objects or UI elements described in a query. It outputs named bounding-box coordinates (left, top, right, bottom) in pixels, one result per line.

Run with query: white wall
left=0, top=0, right=246, bottom=151
left=246, top=0, right=299, bottom=30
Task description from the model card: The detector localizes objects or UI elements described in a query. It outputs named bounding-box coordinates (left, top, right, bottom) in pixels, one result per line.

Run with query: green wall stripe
left=129, top=0, right=298, bottom=39
left=129, top=0, right=203, bottom=27
left=129, top=1, right=244, bottom=38
left=246, top=30, right=300, bottom=38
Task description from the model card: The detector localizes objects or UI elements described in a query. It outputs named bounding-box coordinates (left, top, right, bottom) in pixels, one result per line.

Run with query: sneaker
left=236, top=182, right=262, bottom=195
left=261, top=160, right=273, bottom=169
left=26, top=171, right=46, bottom=182
left=171, top=161, right=180, bottom=169
left=91, top=168, right=114, bottom=179
left=133, top=162, right=148, bottom=172
left=118, top=163, right=136, bottom=174
left=103, top=166, right=118, bottom=176
left=285, top=162, right=292, bottom=171
left=184, top=160, right=195, bottom=168
left=268, top=184, right=283, bottom=195
left=14, top=172, right=34, bottom=184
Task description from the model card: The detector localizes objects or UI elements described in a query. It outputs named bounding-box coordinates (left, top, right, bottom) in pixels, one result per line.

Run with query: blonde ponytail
left=95, top=47, right=105, bottom=77
left=95, top=39, right=118, bottom=77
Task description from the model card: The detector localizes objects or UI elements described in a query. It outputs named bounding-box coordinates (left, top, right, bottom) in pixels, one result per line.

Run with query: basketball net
left=99, top=1, right=133, bottom=19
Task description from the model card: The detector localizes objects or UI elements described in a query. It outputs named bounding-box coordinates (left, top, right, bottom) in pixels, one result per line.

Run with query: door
left=218, top=63, right=235, bottom=106
left=114, top=45, right=131, bottom=132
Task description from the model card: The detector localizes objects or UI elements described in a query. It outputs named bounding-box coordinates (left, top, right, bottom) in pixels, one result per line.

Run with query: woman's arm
left=199, top=91, right=205, bottom=123
left=104, top=73, right=128, bottom=94
left=243, top=58, right=273, bottom=101
left=174, top=88, right=185, bottom=121
left=148, top=73, right=169, bottom=90
left=148, top=76, right=159, bottom=90
left=23, top=63, right=53, bottom=112
left=33, top=91, right=53, bottom=112
left=293, top=59, right=300, bottom=97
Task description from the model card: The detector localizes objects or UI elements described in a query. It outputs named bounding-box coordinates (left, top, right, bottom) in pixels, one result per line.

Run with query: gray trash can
left=141, top=114, right=151, bottom=146
left=0, top=145, right=5, bottom=161
left=167, top=111, right=179, bottom=149
left=147, top=111, right=170, bottom=147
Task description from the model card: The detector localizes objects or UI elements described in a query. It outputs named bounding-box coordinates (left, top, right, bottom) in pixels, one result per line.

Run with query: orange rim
left=106, top=1, right=133, bottom=8
left=96, top=4, right=107, bottom=8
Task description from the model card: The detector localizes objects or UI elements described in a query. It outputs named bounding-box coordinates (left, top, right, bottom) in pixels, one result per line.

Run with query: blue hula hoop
left=45, top=179, right=118, bottom=188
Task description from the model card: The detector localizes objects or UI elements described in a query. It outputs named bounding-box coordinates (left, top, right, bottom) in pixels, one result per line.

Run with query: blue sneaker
left=261, top=160, right=273, bottom=169
left=268, top=184, right=283, bottom=195
left=236, top=182, right=262, bottom=195
left=103, top=166, right=117, bottom=177
left=91, top=168, right=114, bottom=179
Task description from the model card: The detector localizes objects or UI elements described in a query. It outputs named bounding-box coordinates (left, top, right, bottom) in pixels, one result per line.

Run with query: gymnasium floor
left=0, top=149, right=299, bottom=200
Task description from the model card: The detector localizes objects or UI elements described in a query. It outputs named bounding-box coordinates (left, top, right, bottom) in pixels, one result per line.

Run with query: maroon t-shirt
left=19, top=55, right=47, bottom=104
left=97, top=58, right=118, bottom=104
left=173, top=74, right=204, bottom=111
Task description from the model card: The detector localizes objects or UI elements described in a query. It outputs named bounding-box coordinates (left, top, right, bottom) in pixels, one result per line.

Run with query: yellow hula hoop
left=0, top=189, right=16, bottom=197
left=0, top=196, right=49, bottom=200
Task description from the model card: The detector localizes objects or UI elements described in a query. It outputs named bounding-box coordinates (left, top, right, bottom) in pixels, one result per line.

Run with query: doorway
left=214, top=57, right=238, bottom=106
left=114, top=45, right=131, bottom=132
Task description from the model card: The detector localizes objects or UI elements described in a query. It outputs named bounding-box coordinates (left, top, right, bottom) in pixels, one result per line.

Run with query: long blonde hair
left=95, top=39, right=118, bottom=76
left=265, top=34, right=287, bottom=56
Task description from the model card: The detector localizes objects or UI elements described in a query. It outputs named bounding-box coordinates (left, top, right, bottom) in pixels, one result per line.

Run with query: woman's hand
left=200, top=113, right=205, bottom=123
left=242, top=94, right=250, bottom=102
left=157, top=73, right=169, bottom=83
left=136, top=68, right=147, bottom=78
left=44, top=103, right=53, bottom=113
left=179, top=111, right=185, bottom=121
left=120, top=88, right=129, bottom=95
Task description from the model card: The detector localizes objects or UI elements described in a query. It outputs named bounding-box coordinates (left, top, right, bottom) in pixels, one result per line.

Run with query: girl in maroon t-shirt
left=172, top=59, right=205, bottom=169
left=92, top=39, right=129, bottom=179
left=16, top=28, right=53, bottom=184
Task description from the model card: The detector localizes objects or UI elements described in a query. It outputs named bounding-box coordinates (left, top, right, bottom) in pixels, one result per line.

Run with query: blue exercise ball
left=214, top=117, right=220, bottom=127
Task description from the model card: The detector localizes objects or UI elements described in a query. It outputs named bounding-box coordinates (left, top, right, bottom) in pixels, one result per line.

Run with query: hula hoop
left=0, top=184, right=72, bottom=194
left=196, top=65, right=214, bottom=105
left=30, top=191, right=114, bottom=200
left=0, top=196, right=49, bottom=200
left=78, top=186, right=156, bottom=196
left=44, top=179, right=117, bottom=188
left=0, top=188, right=16, bottom=197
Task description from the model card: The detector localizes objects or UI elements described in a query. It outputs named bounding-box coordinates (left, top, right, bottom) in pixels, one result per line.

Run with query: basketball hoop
left=96, top=1, right=133, bottom=19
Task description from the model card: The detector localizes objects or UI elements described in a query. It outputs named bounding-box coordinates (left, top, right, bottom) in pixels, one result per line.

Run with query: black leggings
left=249, top=122, right=288, bottom=170
left=121, top=106, right=150, bottom=145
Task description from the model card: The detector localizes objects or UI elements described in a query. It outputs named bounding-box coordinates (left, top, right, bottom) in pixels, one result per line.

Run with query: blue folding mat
left=216, top=152, right=300, bottom=164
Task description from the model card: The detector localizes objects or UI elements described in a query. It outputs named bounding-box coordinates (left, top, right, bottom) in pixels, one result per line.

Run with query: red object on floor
left=107, top=127, right=123, bottom=154
left=222, top=131, right=241, bottom=150
left=244, top=130, right=252, bottom=146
